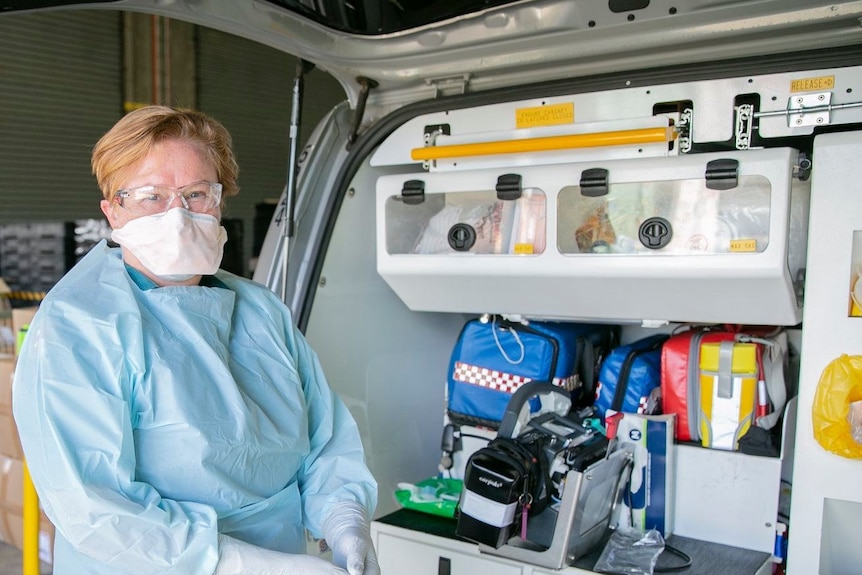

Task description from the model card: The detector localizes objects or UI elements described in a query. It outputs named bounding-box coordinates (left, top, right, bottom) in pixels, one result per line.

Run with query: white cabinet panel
left=786, top=130, right=862, bottom=575
left=376, top=529, right=525, bottom=575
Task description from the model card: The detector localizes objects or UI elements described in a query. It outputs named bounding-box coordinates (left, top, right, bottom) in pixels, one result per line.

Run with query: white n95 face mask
left=111, top=207, right=227, bottom=281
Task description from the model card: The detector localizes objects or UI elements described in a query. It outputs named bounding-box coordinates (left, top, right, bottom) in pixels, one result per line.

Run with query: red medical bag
left=661, top=326, right=787, bottom=446
left=661, top=328, right=739, bottom=442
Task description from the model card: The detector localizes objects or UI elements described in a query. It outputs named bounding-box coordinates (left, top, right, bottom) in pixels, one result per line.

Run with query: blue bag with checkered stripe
left=446, top=314, right=618, bottom=429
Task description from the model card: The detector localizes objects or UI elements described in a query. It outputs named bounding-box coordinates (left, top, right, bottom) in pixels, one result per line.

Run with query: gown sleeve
left=280, top=318, right=378, bottom=537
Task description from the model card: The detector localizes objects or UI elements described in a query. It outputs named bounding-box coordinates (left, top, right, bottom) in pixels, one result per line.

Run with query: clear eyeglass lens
left=116, top=182, right=222, bottom=215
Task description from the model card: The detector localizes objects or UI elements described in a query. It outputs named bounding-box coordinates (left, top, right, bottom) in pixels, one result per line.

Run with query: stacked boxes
left=0, top=453, right=54, bottom=562
left=0, top=313, right=11, bottom=358
left=0, top=355, right=15, bottom=458
left=0, top=306, right=54, bottom=566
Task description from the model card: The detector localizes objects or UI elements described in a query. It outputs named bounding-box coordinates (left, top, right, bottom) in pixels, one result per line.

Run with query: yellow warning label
left=730, top=239, right=757, bottom=253
left=513, top=243, right=535, bottom=254
left=790, top=75, right=835, bottom=92
left=515, top=103, right=574, bottom=129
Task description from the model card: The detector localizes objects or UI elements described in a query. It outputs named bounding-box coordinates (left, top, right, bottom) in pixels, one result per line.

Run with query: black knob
left=448, top=223, right=477, bottom=251
left=638, top=217, right=672, bottom=250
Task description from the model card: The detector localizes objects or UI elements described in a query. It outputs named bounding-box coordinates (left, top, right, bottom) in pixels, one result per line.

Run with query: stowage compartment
left=376, top=147, right=809, bottom=326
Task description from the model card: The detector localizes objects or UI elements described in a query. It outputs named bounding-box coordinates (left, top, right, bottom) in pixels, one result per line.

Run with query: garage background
left=0, top=9, right=346, bottom=290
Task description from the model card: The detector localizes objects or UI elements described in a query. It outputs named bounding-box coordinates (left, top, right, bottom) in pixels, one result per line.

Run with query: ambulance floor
left=0, top=542, right=51, bottom=575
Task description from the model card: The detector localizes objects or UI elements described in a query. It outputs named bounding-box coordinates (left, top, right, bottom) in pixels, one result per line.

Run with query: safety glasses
left=114, top=181, right=222, bottom=217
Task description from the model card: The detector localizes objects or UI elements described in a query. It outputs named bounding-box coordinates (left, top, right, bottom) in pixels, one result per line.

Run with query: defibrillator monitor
left=527, top=412, right=593, bottom=448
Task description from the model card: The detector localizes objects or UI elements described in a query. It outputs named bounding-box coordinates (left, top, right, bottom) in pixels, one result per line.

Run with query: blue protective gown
left=12, top=241, right=377, bottom=574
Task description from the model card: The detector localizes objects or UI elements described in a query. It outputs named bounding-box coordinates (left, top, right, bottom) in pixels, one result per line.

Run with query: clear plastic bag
left=812, top=354, right=862, bottom=459
left=850, top=401, right=862, bottom=445
left=593, top=527, right=665, bottom=575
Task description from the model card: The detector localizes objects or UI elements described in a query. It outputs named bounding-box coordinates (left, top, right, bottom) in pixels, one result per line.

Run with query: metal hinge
left=419, top=124, right=451, bottom=171
left=425, top=73, right=472, bottom=98
left=753, top=92, right=862, bottom=127
left=677, top=107, right=693, bottom=154
left=735, top=104, right=754, bottom=150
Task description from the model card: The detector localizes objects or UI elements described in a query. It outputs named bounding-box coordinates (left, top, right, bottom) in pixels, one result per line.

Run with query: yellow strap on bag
left=699, top=342, right=758, bottom=450
left=812, top=354, right=862, bottom=459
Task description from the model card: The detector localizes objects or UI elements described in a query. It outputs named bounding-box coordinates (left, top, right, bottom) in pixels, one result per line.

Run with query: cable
left=459, top=432, right=492, bottom=442
left=655, top=543, right=693, bottom=573
left=438, top=428, right=491, bottom=475
left=491, top=314, right=525, bottom=365
left=621, top=472, right=692, bottom=573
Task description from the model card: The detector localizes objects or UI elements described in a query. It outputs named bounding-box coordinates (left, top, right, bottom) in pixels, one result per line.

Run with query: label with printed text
left=790, top=75, right=835, bottom=92
left=515, top=103, right=574, bottom=129
left=730, top=239, right=757, bottom=253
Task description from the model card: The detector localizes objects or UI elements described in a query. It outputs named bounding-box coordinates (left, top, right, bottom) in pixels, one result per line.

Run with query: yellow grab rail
left=22, top=461, right=39, bottom=575
left=410, top=126, right=677, bottom=161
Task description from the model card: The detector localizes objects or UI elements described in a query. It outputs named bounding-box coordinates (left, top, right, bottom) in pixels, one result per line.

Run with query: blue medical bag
left=594, top=334, right=668, bottom=418
left=447, top=315, right=617, bottom=429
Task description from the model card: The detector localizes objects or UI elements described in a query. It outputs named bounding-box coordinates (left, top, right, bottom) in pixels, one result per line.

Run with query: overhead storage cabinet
left=377, top=147, right=809, bottom=325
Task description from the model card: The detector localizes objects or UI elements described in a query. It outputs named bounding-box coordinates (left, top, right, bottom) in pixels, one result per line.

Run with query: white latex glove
left=215, top=534, right=348, bottom=575
left=322, top=502, right=381, bottom=575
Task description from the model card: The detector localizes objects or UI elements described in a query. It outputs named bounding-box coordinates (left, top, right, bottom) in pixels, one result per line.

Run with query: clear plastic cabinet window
left=557, top=176, right=772, bottom=255
left=385, top=188, right=547, bottom=255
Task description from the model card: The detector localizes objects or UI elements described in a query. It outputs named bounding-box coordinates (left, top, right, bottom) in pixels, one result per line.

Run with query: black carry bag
left=456, top=382, right=607, bottom=549
left=455, top=433, right=552, bottom=548
left=457, top=382, right=632, bottom=570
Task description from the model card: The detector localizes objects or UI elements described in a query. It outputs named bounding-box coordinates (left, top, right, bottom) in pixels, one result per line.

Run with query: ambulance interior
left=252, top=36, right=862, bottom=575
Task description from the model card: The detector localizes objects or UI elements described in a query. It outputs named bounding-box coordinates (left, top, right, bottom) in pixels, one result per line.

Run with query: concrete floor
left=0, top=542, right=51, bottom=575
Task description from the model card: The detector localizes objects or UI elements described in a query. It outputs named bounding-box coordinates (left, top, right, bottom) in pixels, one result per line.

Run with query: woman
left=12, top=106, right=378, bottom=575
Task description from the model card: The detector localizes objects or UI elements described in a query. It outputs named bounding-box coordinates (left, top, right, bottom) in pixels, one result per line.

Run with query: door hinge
left=735, top=103, right=754, bottom=150
left=753, top=92, right=862, bottom=127
left=678, top=107, right=693, bottom=154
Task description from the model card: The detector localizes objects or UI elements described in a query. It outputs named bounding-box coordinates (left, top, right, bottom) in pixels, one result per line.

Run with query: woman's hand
left=322, top=502, right=381, bottom=575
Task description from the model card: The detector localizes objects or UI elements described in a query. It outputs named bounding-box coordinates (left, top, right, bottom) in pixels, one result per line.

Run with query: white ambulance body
left=7, top=1, right=862, bottom=573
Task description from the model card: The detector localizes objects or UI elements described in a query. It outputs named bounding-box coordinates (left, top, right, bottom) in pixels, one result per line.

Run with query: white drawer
left=376, top=529, right=524, bottom=575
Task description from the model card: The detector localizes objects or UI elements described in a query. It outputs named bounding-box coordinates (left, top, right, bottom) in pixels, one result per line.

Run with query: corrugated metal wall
left=0, top=9, right=347, bottom=282
left=0, top=11, right=122, bottom=223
